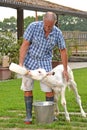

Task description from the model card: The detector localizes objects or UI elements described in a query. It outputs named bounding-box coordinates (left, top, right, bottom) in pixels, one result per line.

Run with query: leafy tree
left=24, top=16, right=35, bottom=30
left=0, top=15, right=87, bottom=32
left=24, top=15, right=43, bottom=30
left=59, top=15, right=87, bottom=31
left=0, top=17, right=17, bottom=32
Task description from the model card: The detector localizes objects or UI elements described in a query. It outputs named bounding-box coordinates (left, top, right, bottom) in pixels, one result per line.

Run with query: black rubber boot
left=46, top=96, right=58, bottom=121
left=46, top=96, right=54, bottom=101
left=24, top=96, right=33, bottom=124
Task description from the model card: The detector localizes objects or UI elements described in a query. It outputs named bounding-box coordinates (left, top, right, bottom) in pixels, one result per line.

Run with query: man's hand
left=63, top=70, right=69, bottom=82
left=19, top=63, right=23, bottom=67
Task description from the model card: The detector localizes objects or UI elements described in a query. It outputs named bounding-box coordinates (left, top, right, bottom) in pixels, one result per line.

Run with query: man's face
left=43, top=19, right=55, bottom=33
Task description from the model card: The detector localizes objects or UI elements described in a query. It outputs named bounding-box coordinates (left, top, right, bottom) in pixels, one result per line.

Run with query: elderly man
left=19, top=12, right=69, bottom=124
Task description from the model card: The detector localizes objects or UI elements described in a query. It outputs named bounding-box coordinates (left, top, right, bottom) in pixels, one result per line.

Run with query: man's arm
left=60, top=48, right=69, bottom=81
left=19, top=39, right=30, bottom=66
left=60, top=48, right=68, bottom=70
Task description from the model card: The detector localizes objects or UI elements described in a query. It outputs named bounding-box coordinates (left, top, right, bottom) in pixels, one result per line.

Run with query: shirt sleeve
left=23, top=22, right=35, bottom=42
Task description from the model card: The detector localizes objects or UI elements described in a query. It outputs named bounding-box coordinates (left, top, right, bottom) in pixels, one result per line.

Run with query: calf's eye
left=38, top=71, right=41, bottom=73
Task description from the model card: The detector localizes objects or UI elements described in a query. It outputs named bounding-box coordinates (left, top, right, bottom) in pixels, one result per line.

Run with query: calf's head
left=28, top=68, right=47, bottom=80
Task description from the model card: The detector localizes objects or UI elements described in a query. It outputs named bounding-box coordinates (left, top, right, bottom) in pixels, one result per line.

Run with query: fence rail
left=63, top=31, right=87, bottom=61
left=63, top=31, right=87, bottom=39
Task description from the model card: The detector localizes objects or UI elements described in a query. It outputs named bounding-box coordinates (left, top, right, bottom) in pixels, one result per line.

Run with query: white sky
left=0, top=0, right=87, bottom=21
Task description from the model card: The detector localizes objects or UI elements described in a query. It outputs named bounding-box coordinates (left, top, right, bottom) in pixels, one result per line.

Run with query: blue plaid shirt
left=23, top=21, right=66, bottom=72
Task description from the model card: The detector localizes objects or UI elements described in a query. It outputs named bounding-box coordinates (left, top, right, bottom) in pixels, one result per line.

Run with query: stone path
left=68, top=62, right=87, bottom=69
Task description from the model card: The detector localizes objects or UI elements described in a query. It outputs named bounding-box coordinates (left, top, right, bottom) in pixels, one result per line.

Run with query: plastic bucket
left=33, top=101, right=54, bottom=124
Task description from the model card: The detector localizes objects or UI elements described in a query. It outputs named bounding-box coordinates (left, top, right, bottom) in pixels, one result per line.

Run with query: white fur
left=28, top=64, right=86, bottom=121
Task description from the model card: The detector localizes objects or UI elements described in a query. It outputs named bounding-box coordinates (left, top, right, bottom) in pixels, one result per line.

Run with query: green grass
left=0, top=68, right=87, bottom=130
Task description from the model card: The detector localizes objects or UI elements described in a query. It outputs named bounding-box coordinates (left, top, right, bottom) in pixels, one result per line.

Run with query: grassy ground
left=0, top=68, right=87, bottom=130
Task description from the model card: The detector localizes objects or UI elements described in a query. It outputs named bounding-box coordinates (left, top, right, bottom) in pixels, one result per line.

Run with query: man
left=19, top=12, right=69, bottom=124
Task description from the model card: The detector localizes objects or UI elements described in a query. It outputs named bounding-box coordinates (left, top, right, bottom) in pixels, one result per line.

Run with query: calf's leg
left=68, top=80, right=86, bottom=117
left=61, top=87, right=70, bottom=121
left=54, top=91, right=59, bottom=115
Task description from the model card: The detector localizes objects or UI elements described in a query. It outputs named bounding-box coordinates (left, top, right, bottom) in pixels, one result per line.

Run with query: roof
left=0, top=0, right=87, bottom=18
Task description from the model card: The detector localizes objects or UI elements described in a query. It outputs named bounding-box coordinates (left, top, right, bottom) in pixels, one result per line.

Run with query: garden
left=0, top=68, right=87, bottom=130
left=0, top=17, right=87, bottom=130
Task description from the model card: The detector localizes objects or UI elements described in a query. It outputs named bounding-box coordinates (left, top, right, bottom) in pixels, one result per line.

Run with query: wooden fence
left=62, top=31, right=87, bottom=61
left=63, top=31, right=87, bottom=40
left=63, top=31, right=87, bottom=55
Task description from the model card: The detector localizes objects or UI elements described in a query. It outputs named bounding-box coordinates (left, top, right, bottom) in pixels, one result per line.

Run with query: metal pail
left=33, top=101, right=54, bottom=124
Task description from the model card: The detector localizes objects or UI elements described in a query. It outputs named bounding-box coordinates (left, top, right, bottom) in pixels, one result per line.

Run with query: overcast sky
left=0, top=0, right=87, bottom=21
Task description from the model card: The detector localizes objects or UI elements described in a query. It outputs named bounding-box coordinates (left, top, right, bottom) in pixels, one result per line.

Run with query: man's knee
left=46, top=91, right=54, bottom=97
left=24, top=91, right=33, bottom=96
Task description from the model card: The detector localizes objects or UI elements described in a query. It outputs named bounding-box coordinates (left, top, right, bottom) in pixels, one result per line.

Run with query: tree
left=0, top=17, right=17, bottom=32
left=24, top=16, right=35, bottom=30
left=0, top=15, right=87, bottom=32
left=24, top=15, right=43, bottom=30
left=59, top=15, right=87, bottom=31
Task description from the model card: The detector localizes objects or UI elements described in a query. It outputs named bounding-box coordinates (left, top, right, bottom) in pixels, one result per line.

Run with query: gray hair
left=43, top=12, right=57, bottom=22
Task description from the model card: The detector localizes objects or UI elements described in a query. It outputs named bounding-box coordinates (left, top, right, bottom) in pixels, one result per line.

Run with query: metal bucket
left=33, top=101, right=54, bottom=124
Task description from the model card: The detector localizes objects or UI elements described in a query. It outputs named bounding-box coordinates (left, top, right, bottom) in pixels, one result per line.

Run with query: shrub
left=0, top=32, right=23, bottom=65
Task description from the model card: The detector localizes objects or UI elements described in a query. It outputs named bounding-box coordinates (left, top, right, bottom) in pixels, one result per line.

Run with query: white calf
left=27, top=64, right=86, bottom=121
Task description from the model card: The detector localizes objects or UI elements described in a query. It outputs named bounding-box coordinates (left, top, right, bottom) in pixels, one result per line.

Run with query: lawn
left=0, top=68, right=87, bottom=130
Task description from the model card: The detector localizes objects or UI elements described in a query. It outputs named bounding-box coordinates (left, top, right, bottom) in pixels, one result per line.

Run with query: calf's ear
left=46, top=71, right=55, bottom=76
left=52, top=72, right=55, bottom=75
